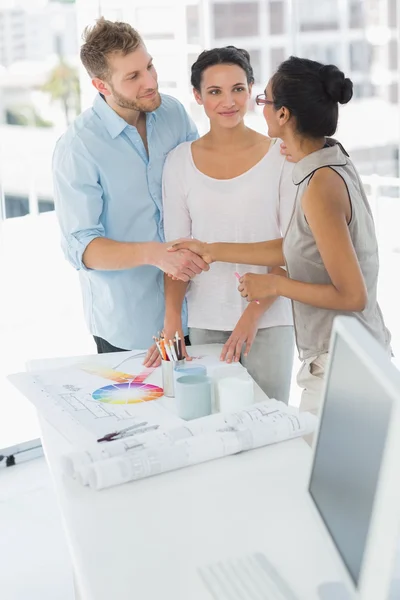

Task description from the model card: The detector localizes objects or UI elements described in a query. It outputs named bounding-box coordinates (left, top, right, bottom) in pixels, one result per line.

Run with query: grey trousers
left=189, top=326, right=295, bottom=404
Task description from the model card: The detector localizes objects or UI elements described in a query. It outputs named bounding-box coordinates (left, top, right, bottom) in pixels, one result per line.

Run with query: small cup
left=175, top=375, right=212, bottom=420
left=211, top=364, right=250, bottom=411
left=217, top=376, right=254, bottom=413
left=162, top=359, right=185, bottom=397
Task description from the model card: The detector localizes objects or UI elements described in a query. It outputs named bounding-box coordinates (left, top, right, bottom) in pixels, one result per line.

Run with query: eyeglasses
left=255, top=93, right=274, bottom=106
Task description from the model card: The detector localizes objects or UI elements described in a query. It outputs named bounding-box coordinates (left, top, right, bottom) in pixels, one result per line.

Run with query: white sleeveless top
left=162, top=139, right=297, bottom=331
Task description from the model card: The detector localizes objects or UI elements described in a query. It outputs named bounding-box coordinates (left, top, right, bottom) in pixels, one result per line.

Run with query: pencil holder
left=161, top=359, right=185, bottom=398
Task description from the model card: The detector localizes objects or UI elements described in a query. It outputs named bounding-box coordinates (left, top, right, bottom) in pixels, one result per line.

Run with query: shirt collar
left=92, top=93, right=157, bottom=140
left=292, top=140, right=349, bottom=185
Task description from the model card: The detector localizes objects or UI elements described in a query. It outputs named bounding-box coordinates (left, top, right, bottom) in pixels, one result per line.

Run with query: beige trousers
left=297, top=352, right=329, bottom=415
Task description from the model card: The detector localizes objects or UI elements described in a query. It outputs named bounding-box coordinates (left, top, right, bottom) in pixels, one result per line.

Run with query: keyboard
left=198, top=551, right=300, bottom=600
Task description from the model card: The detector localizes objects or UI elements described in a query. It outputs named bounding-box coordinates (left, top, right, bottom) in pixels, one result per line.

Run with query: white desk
left=31, top=345, right=346, bottom=600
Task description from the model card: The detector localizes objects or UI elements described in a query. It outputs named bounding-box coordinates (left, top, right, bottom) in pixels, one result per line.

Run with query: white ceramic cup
left=217, top=376, right=254, bottom=413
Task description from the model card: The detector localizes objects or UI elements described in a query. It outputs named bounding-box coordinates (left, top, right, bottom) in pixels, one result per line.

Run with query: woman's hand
left=238, top=273, right=280, bottom=302
left=280, top=142, right=294, bottom=162
left=167, top=239, right=214, bottom=264
left=220, top=307, right=259, bottom=363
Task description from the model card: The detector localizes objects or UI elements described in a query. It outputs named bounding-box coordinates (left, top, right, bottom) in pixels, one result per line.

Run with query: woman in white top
left=162, top=46, right=296, bottom=402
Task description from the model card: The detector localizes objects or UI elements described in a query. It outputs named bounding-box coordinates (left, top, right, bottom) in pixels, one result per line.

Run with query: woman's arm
left=239, top=168, right=367, bottom=311
left=169, top=237, right=285, bottom=268
left=220, top=267, right=283, bottom=362
left=162, top=149, right=193, bottom=358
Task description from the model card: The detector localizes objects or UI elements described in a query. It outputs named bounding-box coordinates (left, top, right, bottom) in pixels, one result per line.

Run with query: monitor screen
left=309, top=332, right=393, bottom=586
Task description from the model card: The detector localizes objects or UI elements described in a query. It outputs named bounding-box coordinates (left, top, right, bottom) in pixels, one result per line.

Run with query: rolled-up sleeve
left=52, top=136, right=105, bottom=270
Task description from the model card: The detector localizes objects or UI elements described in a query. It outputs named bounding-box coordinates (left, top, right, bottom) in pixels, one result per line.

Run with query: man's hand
left=153, top=243, right=209, bottom=282
left=220, top=308, right=259, bottom=363
left=143, top=343, right=161, bottom=368
left=167, top=239, right=214, bottom=265
left=163, top=323, right=192, bottom=361
left=238, top=273, right=280, bottom=302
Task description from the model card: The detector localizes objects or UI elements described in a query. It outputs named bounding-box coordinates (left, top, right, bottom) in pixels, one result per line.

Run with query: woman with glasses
left=171, top=56, right=391, bottom=412
left=158, top=46, right=297, bottom=403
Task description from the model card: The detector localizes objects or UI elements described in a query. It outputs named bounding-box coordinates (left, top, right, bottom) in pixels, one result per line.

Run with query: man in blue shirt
left=52, top=18, right=208, bottom=360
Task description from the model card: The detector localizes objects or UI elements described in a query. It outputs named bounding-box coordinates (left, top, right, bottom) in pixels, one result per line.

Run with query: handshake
left=157, top=239, right=212, bottom=282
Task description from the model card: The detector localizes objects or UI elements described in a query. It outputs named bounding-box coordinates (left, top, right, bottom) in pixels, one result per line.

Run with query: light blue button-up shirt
left=52, top=93, right=198, bottom=349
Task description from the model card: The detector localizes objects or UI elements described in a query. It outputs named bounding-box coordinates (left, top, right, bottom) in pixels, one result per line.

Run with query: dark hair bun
left=319, top=64, right=353, bottom=104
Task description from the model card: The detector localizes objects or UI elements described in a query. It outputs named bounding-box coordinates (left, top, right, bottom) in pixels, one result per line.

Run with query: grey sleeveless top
left=283, top=139, right=391, bottom=360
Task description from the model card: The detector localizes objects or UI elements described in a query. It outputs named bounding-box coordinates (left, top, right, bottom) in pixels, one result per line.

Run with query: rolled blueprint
left=76, top=410, right=316, bottom=490
left=62, top=398, right=287, bottom=480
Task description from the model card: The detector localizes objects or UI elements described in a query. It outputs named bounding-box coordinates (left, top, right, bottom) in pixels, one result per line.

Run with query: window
left=269, top=1, right=284, bottom=35
left=270, top=47, right=285, bottom=71
left=249, top=49, right=261, bottom=83
left=154, top=54, right=178, bottom=89
left=187, top=52, right=198, bottom=87
left=349, top=40, right=373, bottom=72
left=5, top=194, right=29, bottom=219
left=0, top=0, right=90, bottom=451
left=186, top=4, right=200, bottom=44
left=349, top=1, right=365, bottom=28
left=189, top=100, right=205, bottom=124
left=388, top=0, right=397, bottom=27
left=136, top=7, right=175, bottom=40
left=389, top=82, right=398, bottom=104
left=159, top=81, right=178, bottom=88
left=301, top=44, right=339, bottom=66
left=299, top=0, right=339, bottom=31
left=388, top=39, right=398, bottom=71
left=38, top=198, right=55, bottom=213
left=213, top=2, right=259, bottom=38
left=347, top=145, right=398, bottom=177
left=353, top=82, right=375, bottom=98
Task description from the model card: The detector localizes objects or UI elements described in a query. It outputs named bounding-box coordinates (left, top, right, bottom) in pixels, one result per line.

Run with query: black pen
left=97, top=424, right=160, bottom=443
left=97, top=421, right=147, bottom=443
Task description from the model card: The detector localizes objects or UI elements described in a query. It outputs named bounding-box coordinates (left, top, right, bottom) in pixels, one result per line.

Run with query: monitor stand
left=319, top=580, right=400, bottom=600
left=318, top=582, right=353, bottom=600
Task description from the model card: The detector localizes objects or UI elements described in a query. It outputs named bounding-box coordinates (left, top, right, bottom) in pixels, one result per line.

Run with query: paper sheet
left=8, top=352, right=183, bottom=445
left=8, top=351, right=240, bottom=445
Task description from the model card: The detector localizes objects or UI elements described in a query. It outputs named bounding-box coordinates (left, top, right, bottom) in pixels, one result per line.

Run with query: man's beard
left=110, top=85, right=161, bottom=112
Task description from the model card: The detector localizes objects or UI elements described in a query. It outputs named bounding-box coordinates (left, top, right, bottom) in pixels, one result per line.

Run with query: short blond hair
left=80, top=17, right=143, bottom=80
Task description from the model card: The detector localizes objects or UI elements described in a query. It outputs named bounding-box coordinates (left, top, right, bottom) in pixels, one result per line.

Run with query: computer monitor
left=309, top=316, right=400, bottom=600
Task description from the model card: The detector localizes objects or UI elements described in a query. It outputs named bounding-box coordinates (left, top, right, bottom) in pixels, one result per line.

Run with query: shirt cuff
left=66, top=230, right=103, bottom=271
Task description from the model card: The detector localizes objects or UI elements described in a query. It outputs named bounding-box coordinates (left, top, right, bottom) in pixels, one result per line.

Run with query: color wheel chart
left=82, top=364, right=164, bottom=405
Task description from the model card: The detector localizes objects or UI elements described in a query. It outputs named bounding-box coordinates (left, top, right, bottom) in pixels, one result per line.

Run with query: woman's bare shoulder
left=247, top=128, right=270, bottom=143
left=247, top=130, right=276, bottom=155
left=305, top=167, right=351, bottom=218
